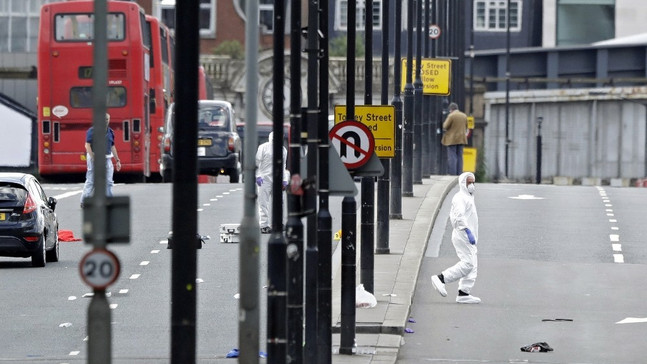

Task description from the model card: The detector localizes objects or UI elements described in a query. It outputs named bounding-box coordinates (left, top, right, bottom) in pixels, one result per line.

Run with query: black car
left=0, top=173, right=59, bottom=267
left=160, top=100, right=242, bottom=183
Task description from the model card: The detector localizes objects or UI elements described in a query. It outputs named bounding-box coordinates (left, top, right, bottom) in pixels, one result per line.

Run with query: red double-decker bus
left=37, top=0, right=153, bottom=179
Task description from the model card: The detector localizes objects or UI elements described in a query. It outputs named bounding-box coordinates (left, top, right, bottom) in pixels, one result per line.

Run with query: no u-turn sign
left=329, top=121, right=375, bottom=169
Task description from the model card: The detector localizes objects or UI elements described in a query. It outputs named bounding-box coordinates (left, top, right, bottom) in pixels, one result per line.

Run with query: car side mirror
left=48, top=196, right=57, bottom=211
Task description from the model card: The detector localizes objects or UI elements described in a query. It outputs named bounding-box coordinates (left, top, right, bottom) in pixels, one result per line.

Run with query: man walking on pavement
left=441, top=102, right=468, bottom=175
left=431, top=171, right=481, bottom=304
left=255, top=132, right=287, bottom=234
left=80, top=113, right=121, bottom=208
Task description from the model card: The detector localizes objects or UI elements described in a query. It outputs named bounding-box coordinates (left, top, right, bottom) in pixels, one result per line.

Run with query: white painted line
left=203, top=203, right=211, bottom=206
left=617, top=317, right=647, bottom=324
left=216, top=195, right=223, bottom=198
left=605, top=204, right=612, bottom=207
left=609, top=219, right=617, bottom=222
left=53, top=190, right=83, bottom=200
left=160, top=239, right=168, bottom=245
left=129, top=274, right=141, bottom=280
left=197, top=208, right=204, bottom=212
left=610, top=234, right=619, bottom=242
left=119, top=289, right=129, bottom=294
left=109, top=304, right=118, bottom=309
left=611, top=226, right=619, bottom=230
left=83, top=336, right=88, bottom=342
left=68, top=296, right=77, bottom=301
left=605, top=209, right=613, bottom=212
left=82, top=293, right=94, bottom=298
left=613, top=254, right=624, bottom=263
left=606, top=213, right=614, bottom=217
left=223, top=192, right=230, bottom=195
left=69, top=351, right=80, bottom=356
left=140, top=261, right=150, bottom=266
left=196, top=278, right=204, bottom=283
left=210, top=198, right=218, bottom=201
left=151, top=249, right=160, bottom=254
left=612, top=243, right=622, bottom=252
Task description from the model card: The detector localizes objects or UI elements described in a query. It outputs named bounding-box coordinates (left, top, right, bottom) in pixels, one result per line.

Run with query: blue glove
left=256, top=177, right=263, bottom=186
left=282, top=181, right=288, bottom=190
left=465, top=228, right=476, bottom=245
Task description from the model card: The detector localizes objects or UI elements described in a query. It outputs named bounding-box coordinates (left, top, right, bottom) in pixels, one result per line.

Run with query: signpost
left=329, top=121, right=375, bottom=169
left=333, top=105, right=395, bottom=158
left=401, top=58, right=452, bottom=95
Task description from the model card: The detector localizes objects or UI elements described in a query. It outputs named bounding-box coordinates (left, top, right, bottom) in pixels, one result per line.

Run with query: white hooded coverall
left=255, top=132, right=288, bottom=228
left=442, top=171, right=479, bottom=294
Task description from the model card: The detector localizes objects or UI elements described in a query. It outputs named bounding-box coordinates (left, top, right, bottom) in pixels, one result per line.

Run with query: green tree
left=212, top=40, right=244, bottom=60
left=329, top=35, right=365, bottom=58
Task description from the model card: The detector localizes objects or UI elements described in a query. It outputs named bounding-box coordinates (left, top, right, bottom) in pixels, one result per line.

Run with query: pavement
left=329, top=175, right=458, bottom=364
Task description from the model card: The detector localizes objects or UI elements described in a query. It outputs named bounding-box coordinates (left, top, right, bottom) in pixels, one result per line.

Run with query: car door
left=29, top=178, right=57, bottom=249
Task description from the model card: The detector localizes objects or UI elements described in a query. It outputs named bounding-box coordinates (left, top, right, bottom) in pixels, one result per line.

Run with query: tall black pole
left=316, top=0, right=332, bottom=361
left=360, top=0, right=375, bottom=294
left=505, top=0, right=511, bottom=178
left=304, top=0, right=320, bottom=361
left=422, top=0, right=431, bottom=178
left=340, top=0, right=357, bottom=354
left=403, top=0, right=415, bottom=197
left=171, top=1, right=199, bottom=363
left=376, top=0, right=391, bottom=254
left=430, top=0, right=440, bottom=175
left=413, top=0, right=423, bottom=184
left=536, top=116, right=542, bottom=184
left=267, top=0, right=287, bottom=361
left=390, top=0, right=403, bottom=219
left=286, top=0, right=303, bottom=361
left=469, top=0, right=475, bottom=118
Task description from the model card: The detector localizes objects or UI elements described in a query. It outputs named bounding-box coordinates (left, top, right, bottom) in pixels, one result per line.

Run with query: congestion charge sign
left=401, top=58, right=452, bottom=96
left=333, top=105, right=396, bottom=158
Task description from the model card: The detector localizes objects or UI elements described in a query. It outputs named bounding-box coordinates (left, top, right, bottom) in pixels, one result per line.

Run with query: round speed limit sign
left=80, top=248, right=121, bottom=290
left=429, top=24, right=441, bottom=39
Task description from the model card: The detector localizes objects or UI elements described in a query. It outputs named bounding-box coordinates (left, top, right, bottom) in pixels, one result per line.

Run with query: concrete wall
left=483, top=87, right=647, bottom=182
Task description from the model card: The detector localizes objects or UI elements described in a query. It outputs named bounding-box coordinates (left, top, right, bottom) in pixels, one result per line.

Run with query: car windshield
left=0, top=185, right=26, bottom=202
left=199, top=106, right=229, bottom=131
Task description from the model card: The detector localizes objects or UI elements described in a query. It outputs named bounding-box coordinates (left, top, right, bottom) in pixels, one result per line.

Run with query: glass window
left=474, top=0, right=522, bottom=32
left=335, top=0, right=383, bottom=31
left=70, top=86, right=127, bottom=108
left=54, top=12, right=125, bottom=42
left=199, top=106, right=230, bottom=131
left=160, top=0, right=216, bottom=37
left=259, top=0, right=274, bottom=34
left=557, top=1, right=615, bottom=45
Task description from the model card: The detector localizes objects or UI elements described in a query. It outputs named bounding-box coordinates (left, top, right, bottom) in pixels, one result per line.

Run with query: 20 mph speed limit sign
left=80, top=248, right=121, bottom=290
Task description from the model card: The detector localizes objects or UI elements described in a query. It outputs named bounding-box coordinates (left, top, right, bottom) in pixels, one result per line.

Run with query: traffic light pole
left=376, top=0, right=391, bottom=254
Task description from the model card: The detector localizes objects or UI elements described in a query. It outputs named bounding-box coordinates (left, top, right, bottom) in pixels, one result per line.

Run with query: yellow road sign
left=401, top=58, right=452, bottom=95
left=467, top=116, right=475, bottom=129
left=333, top=105, right=396, bottom=158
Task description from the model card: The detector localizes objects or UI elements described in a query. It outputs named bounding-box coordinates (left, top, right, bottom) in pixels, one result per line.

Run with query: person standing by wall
left=441, top=102, right=468, bottom=175
left=80, top=113, right=121, bottom=208
left=255, top=131, right=288, bottom=233
left=430, top=172, right=481, bottom=304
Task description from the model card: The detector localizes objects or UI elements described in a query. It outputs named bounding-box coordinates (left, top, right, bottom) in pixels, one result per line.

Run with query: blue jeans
left=80, top=155, right=114, bottom=204
left=446, top=144, right=464, bottom=175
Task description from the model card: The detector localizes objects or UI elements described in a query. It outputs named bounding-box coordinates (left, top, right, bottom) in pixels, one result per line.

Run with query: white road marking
left=203, top=203, right=211, bottom=206
left=110, top=304, right=118, bottom=309
left=509, top=194, right=544, bottom=200
left=210, top=198, right=218, bottom=201
left=606, top=213, right=614, bottom=216
left=610, top=234, right=619, bottom=242
left=129, top=274, right=141, bottom=280
left=69, top=351, right=80, bottom=356
left=151, top=249, right=160, bottom=254
left=609, top=219, right=617, bottom=222
left=612, top=244, right=622, bottom=252
left=605, top=209, right=613, bottom=212
left=52, top=190, right=83, bottom=200
left=617, top=317, right=647, bottom=324
left=59, top=322, right=72, bottom=328
left=611, top=226, right=619, bottom=230
left=140, top=261, right=150, bottom=266
left=68, top=296, right=77, bottom=301
left=223, top=192, right=230, bottom=195
left=613, top=254, right=624, bottom=263
left=160, top=239, right=168, bottom=245
left=605, top=204, right=613, bottom=207
left=197, top=208, right=204, bottom=212
left=119, top=289, right=129, bottom=294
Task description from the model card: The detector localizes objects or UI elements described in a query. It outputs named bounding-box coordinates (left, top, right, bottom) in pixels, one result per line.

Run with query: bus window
left=55, top=13, right=125, bottom=41
left=70, top=86, right=127, bottom=108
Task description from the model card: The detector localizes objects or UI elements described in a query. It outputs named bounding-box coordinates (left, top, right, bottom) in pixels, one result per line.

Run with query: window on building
left=474, top=0, right=522, bottom=32
left=0, top=0, right=54, bottom=52
left=556, top=0, right=615, bottom=46
left=335, top=0, right=383, bottom=31
left=259, top=0, right=274, bottom=33
left=161, top=0, right=216, bottom=38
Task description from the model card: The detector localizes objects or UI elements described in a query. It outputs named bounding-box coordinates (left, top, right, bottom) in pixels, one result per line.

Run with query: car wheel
left=228, top=162, right=242, bottom=183
left=162, top=168, right=173, bottom=183
left=46, top=228, right=60, bottom=262
left=32, top=235, right=46, bottom=268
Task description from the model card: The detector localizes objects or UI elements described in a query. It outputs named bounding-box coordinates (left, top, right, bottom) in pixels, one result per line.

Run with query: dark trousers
left=446, top=144, right=464, bottom=175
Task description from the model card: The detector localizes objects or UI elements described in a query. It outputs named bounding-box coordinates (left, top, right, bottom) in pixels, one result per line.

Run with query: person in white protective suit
left=255, top=132, right=288, bottom=233
left=431, top=171, right=481, bottom=303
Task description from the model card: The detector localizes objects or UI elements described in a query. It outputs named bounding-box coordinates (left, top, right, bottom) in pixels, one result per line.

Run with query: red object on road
left=58, top=230, right=81, bottom=242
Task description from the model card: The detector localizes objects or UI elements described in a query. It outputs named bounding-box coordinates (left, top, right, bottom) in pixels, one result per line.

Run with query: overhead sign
left=80, top=248, right=121, bottom=290
left=329, top=121, right=375, bottom=169
left=429, top=24, right=441, bottom=39
left=333, top=105, right=395, bottom=158
left=401, top=58, right=452, bottom=95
